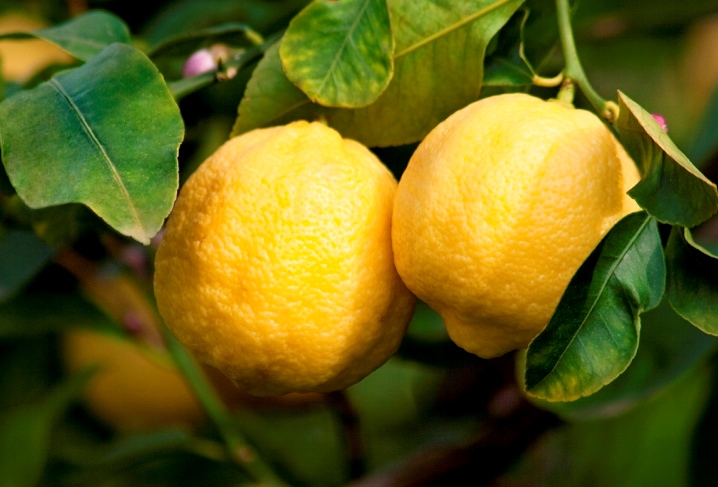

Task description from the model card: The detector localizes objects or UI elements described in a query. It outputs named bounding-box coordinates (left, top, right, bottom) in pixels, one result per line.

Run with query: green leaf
left=0, top=291, right=118, bottom=339
left=143, top=0, right=310, bottom=46
left=531, top=363, right=711, bottom=487
left=234, top=0, right=523, bottom=147
left=0, top=371, right=93, bottom=487
left=234, top=408, right=349, bottom=486
left=147, top=22, right=262, bottom=58
left=232, top=41, right=320, bottom=135
left=0, top=230, right=54, bottom=302
left=483, top=0, right=563, bottom=89
left=0, top=10, right=131, bottom=62
left=525, top=212, right=666, bottom=402
left=666, top=226, right=718, bottom=335
left=687, top=87, right=718, bottom=166
left=280, top=0, right=394, bottom=108
left=167, top=71, right=216, bottom=100
left=520, top=298, right=716, bottom=420
left=0, top=43, right=183, bottom=244
left=615, top=91, right=718, bottom=227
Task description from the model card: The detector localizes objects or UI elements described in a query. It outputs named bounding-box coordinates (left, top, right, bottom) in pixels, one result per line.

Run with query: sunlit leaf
left=0, top=10, right=131, bottom=61
left=280, top=0, right=393, bottom=107
left=0, top=43, right=183, bottom=244
left=615, top=91, right=718, bottom=227
left=0, top=230, right=54, bottom=302
left=525, top=212, right=665, bottom=402
left=666, top=226, right=718, bottom=335
left=0, top=371, right=93, bottom=487
left=234, top=0, right=523, bottom=147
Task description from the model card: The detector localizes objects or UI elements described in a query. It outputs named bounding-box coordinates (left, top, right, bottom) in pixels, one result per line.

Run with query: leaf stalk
left=554, top=0, right=614, bottom=120
left=159, top=325, right=289, bottom=486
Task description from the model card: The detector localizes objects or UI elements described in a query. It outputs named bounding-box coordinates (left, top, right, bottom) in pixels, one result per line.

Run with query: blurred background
left=2, top=0, right=718, bottom=485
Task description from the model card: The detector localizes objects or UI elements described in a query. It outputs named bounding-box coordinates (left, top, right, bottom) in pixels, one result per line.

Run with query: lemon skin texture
left=154, top=121, right=416, bottom=396
left=62, top=272, right=325, bottom=432
left=392, top=93, right=641, bottom=359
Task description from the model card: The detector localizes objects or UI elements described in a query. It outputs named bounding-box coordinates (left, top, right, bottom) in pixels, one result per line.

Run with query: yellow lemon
left=392, top=93, right=640, bottom=359
left=62, top=272, right=323, bottom=432
left=153, top=121, right=416, bottom=396
left=0, top=13, right=72, bottom=82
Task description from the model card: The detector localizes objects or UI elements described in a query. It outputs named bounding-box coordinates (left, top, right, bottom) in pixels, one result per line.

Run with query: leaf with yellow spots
left=234, top=0, right=524, bottom=147
left=280, top=0, right=394, bottom=108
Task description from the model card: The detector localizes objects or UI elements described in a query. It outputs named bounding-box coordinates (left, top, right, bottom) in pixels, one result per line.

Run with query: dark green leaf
left=528, top=364, right=710, bottom=487
left=143, top=0, right=310, bottom=45
left=691, top=213, right=718, bottom=257
left=232, top=42, right=318, bottom=134
left=167, top=71, right=216, bottom=100
left=521, top=299, right=716, bottom=420
left=0, top=230, right=54, bottom=302
left=688, top=87, right=718, bottom=166
left=483, top=6, right=539, bottom=89
left=666, top=226, right=718, bottom=335
left=59, top=428, right=215, bottom=468
left=147, top=22, right=261, bottom=58
left=0, top=10, right=131, bottom=62
left=615, top=91, right=718, bottom=227
left=0, top=291, right=119, bottom=339
left=0, top=371, right=93, bottom=487
left=234, top=407, right=349, bottom=486
left=0, top=43, right=183, bottom=244
left=234, top=0, right=523, bottom=147
left=483, top=57, right=533, bottom=87
left=525, top=212, right=665, bottom=401
left=280, top=0, right=394, bottom=107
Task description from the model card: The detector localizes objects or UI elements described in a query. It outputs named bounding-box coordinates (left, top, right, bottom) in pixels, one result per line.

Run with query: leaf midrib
left=528, top=214, right=651, bottom=393
left=259, top=0, right=517, bottom=128
left=394, top=0, right=516, bottom=58
left=49, top=78, right=143, bottom=235
left=315, top=0, right=374, bottom=99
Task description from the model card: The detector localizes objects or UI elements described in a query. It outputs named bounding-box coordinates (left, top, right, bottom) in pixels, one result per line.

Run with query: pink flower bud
left=651, top=113, right=668, bottom=132
left=182, top=49, right=217, bottom=78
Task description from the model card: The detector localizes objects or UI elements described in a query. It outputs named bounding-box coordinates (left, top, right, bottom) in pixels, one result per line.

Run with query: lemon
left=0, top=13, right=72, bottom=82
left=153, top=121, right=416, bottom=396
left=62, top=272, right=324, bottom=432
left=392, top=93, right=640, bottom=359
left=62, top=329, right=207, bottom=432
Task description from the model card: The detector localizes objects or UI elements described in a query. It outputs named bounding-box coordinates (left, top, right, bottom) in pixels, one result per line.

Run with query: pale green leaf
left=280, top=0, right=393, bottom=107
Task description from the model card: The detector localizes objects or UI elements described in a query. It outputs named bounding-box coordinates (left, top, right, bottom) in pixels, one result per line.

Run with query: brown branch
left=327, top=390, right=367, bottom=479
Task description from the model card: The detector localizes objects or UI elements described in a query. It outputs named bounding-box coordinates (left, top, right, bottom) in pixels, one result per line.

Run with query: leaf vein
left=394, top=0, right=516, bottom=59
left=530, top=214, right=651, bottom=390
left=49, top=78, right=143, bottom=235
left=316, top=0, right=373, bottom=98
